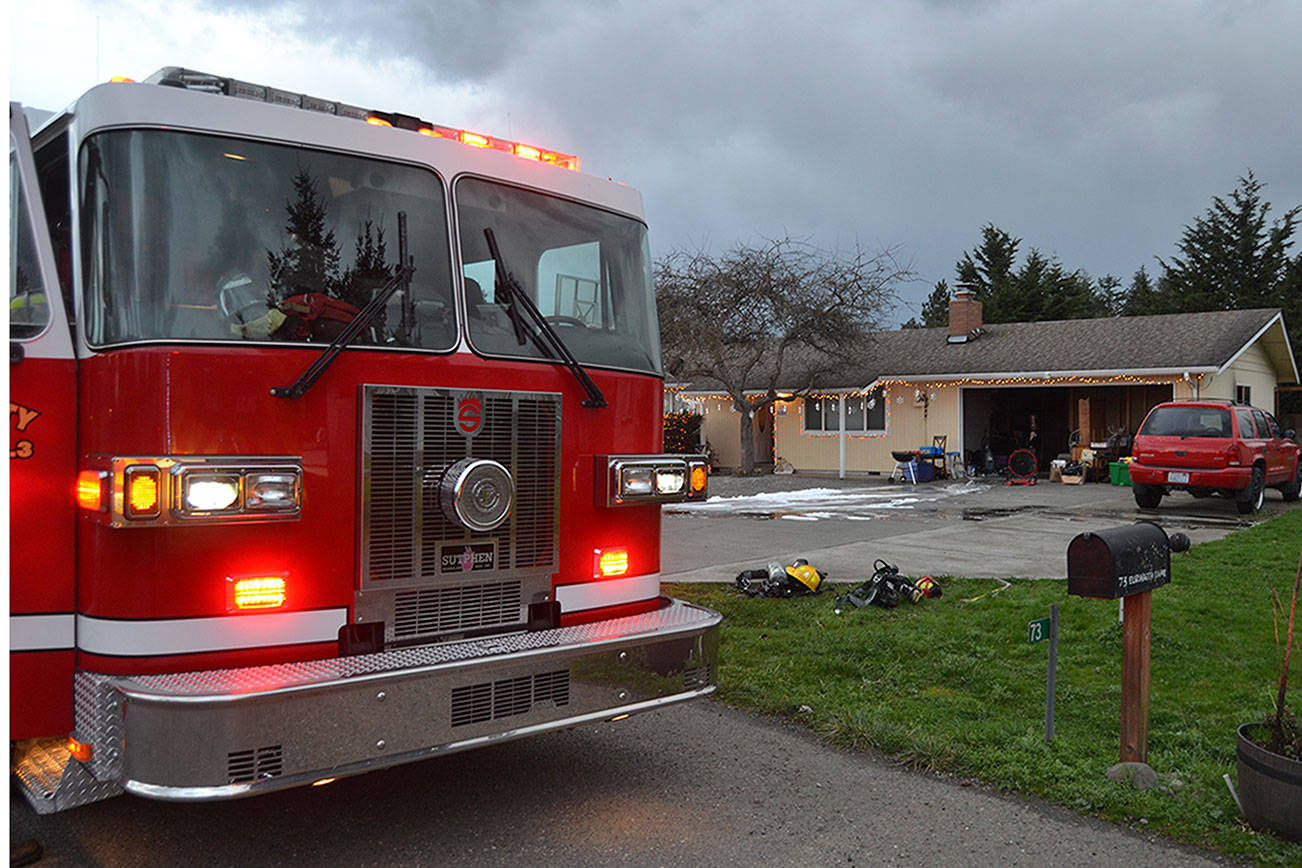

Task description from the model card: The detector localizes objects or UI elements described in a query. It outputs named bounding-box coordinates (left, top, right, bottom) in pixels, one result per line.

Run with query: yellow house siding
left=1177, top=344, right=1278, bottom=410
left=702, top=401, right=742, bottom=469
left=771, top=386, right=962, bottom=475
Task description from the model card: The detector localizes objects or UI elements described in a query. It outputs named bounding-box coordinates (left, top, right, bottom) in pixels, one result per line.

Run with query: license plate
left=1167, top=471, right=1190, bottom=484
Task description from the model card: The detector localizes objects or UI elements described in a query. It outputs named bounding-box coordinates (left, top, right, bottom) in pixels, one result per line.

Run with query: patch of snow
left=669, top=483, right=989, bottom=521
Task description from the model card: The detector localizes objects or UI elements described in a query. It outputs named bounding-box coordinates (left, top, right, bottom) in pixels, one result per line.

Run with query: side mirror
left=1285, top=429, right=1296, bottom=442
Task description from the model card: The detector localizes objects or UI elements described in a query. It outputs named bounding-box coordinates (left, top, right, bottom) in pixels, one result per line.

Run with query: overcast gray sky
left=10, top=0, right=1302, bottom=321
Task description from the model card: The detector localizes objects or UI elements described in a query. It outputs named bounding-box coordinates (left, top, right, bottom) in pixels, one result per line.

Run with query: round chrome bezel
left=439, top=458, right=514, bottom=532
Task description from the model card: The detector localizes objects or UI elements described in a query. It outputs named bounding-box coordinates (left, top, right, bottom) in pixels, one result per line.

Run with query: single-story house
left=673, top=291, right=1299, bottom=477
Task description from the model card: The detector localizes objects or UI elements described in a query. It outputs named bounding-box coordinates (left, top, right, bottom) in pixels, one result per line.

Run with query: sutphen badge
left=456, top=395, right=483, bottom=436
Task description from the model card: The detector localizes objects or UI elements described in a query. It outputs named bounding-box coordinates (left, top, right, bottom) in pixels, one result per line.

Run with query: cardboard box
left=1061, top=474, right=1085, bottom=485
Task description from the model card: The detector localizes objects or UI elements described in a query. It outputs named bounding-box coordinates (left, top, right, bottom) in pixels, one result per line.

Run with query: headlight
left=75, top=456, right=303, bottom=527
left=182, top=473, right=242, bottom=512
left=173, top=462, right=302, bottom=521
left=599, top=455, right=709, bottom=507
left=654, top=468, right=686, bottom=495
left=246, top=473, right=299, bottom=510
left=620, top=466, right=654, bottom=497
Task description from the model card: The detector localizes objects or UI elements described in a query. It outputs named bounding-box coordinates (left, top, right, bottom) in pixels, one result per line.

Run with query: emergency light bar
left=139, top=67, right=580, bottom=171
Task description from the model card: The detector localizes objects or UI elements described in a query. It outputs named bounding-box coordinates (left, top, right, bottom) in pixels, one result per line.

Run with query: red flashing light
left=229, top=575, right=288, bottom=611
left=595, top=548, right=630, bottom=578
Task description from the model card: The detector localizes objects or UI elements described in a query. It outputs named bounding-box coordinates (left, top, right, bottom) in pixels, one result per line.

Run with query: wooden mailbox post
left=1067, top=523, right=1188, bottom=763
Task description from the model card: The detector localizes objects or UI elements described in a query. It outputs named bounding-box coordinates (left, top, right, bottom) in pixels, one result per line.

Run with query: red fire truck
left=9, top=68, right=718, bottom=813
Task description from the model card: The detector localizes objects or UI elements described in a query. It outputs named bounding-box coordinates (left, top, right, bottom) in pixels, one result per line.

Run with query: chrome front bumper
left=67, top=597, right=719, bottom=805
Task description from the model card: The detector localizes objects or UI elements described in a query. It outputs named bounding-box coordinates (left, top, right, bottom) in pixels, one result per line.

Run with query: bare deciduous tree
left=656, top=237, right=909, bottom=474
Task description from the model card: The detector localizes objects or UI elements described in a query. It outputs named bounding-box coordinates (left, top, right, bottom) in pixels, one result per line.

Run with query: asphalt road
left=11, top=702, right=1225, bottom=867
left=14, top=474, right=1283, bottom=865
left=662, top=473, right=1291, bottom=582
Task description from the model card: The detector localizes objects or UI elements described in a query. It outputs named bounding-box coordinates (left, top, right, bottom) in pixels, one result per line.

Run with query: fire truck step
left=11, top=738, right=123, bottom=814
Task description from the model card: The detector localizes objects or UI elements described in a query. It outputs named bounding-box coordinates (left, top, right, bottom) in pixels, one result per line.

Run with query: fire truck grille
left=363, top=387, right=560, bottom=585
left=450, top=669, right=571, bottom=728
left=227, top=745, right=284, bottom=784
left=392, top=582, right=523, bottom=639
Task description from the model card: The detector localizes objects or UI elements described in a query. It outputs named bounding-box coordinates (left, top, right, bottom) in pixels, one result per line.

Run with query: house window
left=1235, top=385, right=1251, bottom=405
left=843, top=389, right=887, bottom=431
left=845, top=395, right=866, bottom=431
left=803, top=389, right=885, bottom=433
left=803, top=396, right=839, bottom=432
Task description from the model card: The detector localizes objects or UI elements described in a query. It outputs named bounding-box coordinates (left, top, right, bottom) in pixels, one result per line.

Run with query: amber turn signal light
left=124, top=466, right=161, bottom=518
left=76, top=471, right=107, bottom=512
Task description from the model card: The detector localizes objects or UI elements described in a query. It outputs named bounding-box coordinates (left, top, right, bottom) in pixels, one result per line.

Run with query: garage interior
left=961, top=384, right=1175, bottom=476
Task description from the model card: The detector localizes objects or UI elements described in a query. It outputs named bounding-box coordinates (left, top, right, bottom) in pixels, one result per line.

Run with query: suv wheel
left=1236, top=467, right=1265, bottom=514
left=1134, top=483, right=1163, bottom=509
left=1282, top=460, right=1301, bottom=503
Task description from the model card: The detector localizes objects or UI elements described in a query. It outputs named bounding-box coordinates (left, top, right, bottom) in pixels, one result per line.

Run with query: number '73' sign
left=1028, top=617, right=1050, bottom=644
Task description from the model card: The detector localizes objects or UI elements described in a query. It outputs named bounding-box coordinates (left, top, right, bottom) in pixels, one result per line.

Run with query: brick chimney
left=947, top=285, right=983, bottom=343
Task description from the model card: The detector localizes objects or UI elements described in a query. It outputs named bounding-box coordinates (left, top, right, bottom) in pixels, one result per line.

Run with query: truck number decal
left=10, top=402, right=41, bottom=460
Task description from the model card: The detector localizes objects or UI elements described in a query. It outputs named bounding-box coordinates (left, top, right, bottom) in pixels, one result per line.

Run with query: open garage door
left=961, top=384, right=1174, bottom=476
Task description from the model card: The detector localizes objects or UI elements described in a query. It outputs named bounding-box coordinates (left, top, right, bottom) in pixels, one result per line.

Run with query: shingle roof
left=677, top=308, right=1290, bottom=393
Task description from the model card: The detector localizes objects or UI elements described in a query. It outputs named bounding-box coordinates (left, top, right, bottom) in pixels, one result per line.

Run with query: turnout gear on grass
left=735, top=559, right=827, bottom=598
left=834, top=560, right=933, bottom=613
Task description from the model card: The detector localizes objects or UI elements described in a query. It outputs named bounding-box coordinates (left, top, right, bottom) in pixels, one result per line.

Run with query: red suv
left=1129, top=400, right=1301, bottom=514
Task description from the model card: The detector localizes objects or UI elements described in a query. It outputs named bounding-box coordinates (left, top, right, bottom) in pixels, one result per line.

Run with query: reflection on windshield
left=456, top=178, right=662, bottom=375
left=80, top=130, right=454, bottom=349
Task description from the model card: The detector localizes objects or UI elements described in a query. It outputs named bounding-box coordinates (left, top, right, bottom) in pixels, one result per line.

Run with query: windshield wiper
left=272, top=212, right=415, bottom=399
left=483, top=228, right=607, bottom=409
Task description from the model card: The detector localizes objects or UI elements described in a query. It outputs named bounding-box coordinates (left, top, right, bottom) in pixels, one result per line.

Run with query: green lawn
left=670, top=507, right=1302, bottom=865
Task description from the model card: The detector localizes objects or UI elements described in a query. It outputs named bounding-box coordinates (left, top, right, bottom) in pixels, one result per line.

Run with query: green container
left=1109, top=461, right=1132, bottom=486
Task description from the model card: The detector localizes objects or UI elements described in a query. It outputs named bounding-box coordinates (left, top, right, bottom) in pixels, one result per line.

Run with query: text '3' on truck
left=9, top=68, right=719, bottom=813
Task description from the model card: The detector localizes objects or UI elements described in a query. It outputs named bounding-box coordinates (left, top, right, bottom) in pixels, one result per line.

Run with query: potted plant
left=1236, top=545, right=1302, bottom=841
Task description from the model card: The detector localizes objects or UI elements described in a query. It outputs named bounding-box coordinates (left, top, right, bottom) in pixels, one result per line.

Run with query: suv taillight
left=1226, top=443, right=1242, bottom=467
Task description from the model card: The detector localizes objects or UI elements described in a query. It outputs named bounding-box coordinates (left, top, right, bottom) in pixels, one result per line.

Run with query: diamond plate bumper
left=64, top=597, right=719, bottom=805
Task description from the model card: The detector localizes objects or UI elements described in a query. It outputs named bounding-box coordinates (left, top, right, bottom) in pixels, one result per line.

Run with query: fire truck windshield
left=456, top=178, right=662, bottom=375
left=79, top=129, right=456, bottom=350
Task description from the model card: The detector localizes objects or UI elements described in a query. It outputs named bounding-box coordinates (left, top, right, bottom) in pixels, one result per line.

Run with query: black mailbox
left=1067, top=523, right=1183, bottom=599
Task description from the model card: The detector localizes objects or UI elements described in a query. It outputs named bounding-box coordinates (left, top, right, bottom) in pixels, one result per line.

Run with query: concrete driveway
left=662, top=472, right=1296, bottom=582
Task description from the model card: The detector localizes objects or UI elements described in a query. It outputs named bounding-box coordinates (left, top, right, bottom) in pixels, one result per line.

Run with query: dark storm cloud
left=204, top=0, right=1302, bottom=319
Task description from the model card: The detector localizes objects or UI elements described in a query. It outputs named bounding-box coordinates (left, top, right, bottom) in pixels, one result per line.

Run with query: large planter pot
left=1237, top=723, right=1302, bottom=841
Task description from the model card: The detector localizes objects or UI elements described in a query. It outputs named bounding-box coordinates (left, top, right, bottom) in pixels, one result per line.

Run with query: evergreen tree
left=267, top=169, right=343, bottom=304
left=1119, top=266, right=1169, bottom=316
left=1096, top=274, right=1124, bottom=316
left=955, top=224, right=1018, bottom=309
left=952, top=226, right=1106, bottom=323
left=1159, top=172, right=1299, bottom=313
left=1141, top=173, right=1302, bottom=412
left=338, top=218, right=392, bottom=310
left=919, top=280, right=950, bottom=327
